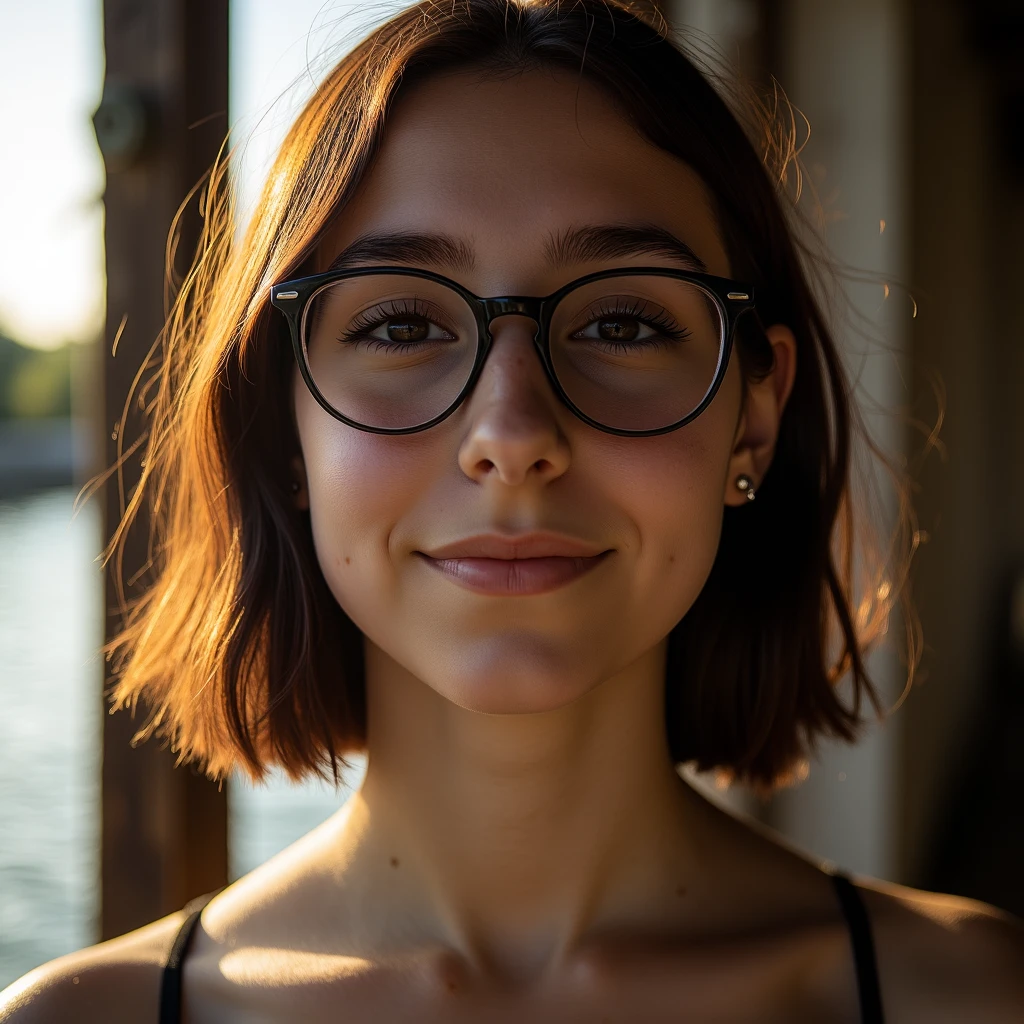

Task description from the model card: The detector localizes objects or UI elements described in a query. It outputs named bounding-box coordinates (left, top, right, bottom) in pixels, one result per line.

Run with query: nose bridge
left=460, top=295, right=558, bottom=435
left=468, top=298, right=558, bottom=419
left=459, top=297, right=569, bottom=485
left=475, top=300, right=547, bottom=392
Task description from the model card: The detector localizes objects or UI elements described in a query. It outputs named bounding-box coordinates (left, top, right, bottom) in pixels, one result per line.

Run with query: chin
left=436, top=635, right=599, bottom=715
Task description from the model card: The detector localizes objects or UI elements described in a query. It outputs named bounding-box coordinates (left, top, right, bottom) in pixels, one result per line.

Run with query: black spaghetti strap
left=830, top=871, right=886, bottom=1024
left=158, top=891, right=218, bottom=1024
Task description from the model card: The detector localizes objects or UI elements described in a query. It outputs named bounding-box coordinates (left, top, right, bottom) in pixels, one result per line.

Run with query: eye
left=569, top=298, right=691, bottom=349
left=575, top=314, right=659, bottom=345
left=339, top=300, right=459, bottom=349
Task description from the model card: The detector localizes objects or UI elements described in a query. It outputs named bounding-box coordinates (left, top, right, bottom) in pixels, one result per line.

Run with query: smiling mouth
left=416, top=551, right=613, bottom=596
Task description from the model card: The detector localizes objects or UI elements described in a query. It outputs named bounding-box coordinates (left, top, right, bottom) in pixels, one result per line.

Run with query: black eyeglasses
left=270, top=265, right=756, bottom=437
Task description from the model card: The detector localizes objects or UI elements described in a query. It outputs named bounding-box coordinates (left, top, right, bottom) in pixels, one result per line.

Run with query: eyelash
left=336, top=297, right=692, bottom=350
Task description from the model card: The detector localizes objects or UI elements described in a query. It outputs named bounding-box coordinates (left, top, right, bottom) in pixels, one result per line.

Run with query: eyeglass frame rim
left=269, top=264, right=757, bottom=438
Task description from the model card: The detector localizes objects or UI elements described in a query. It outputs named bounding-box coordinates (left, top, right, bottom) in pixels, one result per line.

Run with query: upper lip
left=420, top=532, right=610, bottom=560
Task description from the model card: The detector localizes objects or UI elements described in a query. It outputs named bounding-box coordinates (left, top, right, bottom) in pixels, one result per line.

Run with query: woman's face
left=294, top=68, right=764, bottom=714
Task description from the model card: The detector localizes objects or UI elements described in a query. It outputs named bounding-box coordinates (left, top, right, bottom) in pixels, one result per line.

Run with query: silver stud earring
left=735, top=474, right=756, bottom=501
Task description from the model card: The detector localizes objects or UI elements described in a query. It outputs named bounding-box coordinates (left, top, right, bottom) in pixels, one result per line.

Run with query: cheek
left=295, top=386, right=439, bottom=617
left=604, top=429, right=725, bottom=625
left=603, top=377, right=738, bottom=612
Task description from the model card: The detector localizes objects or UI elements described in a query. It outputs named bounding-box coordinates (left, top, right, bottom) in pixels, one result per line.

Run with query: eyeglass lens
left=302, top=274, right=725, bottom=432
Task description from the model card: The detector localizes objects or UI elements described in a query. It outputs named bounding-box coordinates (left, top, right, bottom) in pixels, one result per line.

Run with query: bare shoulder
left=857, top=876, right=1024, bottom=1022
left=0, top=910, right=186, bottom=1024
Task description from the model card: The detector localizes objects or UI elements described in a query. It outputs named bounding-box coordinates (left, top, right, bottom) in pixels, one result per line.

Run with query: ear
left=290, top=453, right=310, bottom=511
left=724, top=324, right=797, bottom=507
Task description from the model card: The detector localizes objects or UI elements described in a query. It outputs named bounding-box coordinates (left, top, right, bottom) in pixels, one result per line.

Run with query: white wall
left=766, top=0, right=908, bottom=882
left=229, top=0, right=408, bottom=231
left=672, top=0, right=909, bottom=880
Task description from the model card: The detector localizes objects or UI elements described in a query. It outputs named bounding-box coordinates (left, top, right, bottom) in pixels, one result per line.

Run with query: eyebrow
left=325, top=222, right=708, bottom=276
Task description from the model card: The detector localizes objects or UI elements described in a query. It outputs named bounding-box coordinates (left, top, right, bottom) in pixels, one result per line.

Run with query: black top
left=158, top=870, right=884, bottom=1023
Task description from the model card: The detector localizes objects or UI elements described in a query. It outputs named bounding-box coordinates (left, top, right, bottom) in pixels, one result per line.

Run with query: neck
left=333, top=638, right=718, bottom=982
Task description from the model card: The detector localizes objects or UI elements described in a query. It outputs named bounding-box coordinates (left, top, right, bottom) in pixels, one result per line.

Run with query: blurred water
left=0, top=487, right=102, bottom=990
left=0, top=486, right=366, bottom=991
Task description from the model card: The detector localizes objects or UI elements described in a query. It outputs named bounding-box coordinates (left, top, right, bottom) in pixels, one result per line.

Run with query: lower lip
left=417, top=552, right=612, bottom=596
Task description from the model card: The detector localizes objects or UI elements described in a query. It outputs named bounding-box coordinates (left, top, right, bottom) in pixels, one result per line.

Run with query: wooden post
left=95, top=0, right=229, bottom=940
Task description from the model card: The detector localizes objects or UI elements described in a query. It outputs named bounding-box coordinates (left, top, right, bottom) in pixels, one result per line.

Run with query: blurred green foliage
left=0, top=334, right=73, bottom=419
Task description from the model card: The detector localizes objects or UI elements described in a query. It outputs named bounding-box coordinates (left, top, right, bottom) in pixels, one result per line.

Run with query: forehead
left=318, top=68, right=731, bottom=289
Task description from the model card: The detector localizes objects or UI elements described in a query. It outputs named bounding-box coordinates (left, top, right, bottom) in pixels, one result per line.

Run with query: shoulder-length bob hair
left=103, top=0, right=918, bottom=791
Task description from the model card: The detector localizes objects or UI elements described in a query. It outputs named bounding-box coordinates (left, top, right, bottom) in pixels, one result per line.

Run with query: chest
left=182, top=932, right=864, bottom=1024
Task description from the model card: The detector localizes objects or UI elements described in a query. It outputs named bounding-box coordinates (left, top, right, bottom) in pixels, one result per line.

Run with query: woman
left=3, top=0, right=1022, bottom=1020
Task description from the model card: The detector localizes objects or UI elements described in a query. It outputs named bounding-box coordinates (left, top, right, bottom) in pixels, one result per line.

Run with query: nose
left=456, top=314, right=571, bottom=487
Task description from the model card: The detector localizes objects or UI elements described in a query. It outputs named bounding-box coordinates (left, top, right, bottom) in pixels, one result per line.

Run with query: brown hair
left=100, top=0, right=919, bottom=791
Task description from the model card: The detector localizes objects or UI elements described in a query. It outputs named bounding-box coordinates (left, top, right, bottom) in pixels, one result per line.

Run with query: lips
left=422, top=532, right=607, bottom=560
left=416, top=532, right=612, bottom=596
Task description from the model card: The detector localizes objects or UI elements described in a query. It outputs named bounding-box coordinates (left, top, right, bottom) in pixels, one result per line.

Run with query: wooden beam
left=96, top=0, right=229, bottom=940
